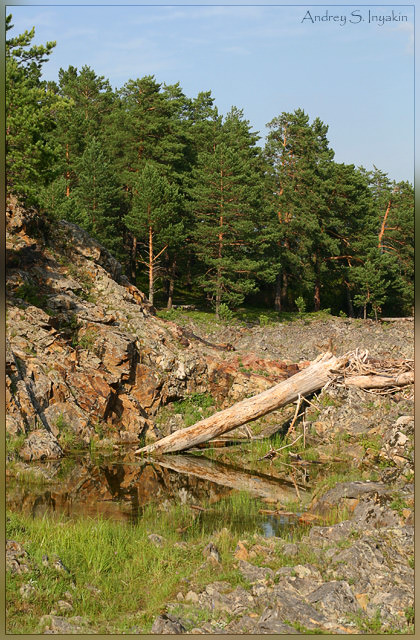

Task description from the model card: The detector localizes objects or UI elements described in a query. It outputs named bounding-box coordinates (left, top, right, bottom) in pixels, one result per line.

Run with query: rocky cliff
left=6, top=197, right=304, bottom=460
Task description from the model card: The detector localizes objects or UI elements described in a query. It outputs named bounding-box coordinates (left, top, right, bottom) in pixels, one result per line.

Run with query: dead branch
left=135, top=350, right=413, bottom=457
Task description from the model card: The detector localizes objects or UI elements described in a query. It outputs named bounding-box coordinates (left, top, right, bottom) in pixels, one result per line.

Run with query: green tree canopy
left=6, top=14, right=62, bottom=205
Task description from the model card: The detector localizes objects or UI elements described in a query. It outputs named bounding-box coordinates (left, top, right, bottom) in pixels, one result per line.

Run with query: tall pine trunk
left=345, top=283, right=354, bottom=318
left=148, top=223, right=154, bottom=305
left=185, top=258, right=192, bottom=286
left=281, top=272, right=288, bottom=310
left=215, top=264, right=222, bottom=319
left=65, top=143, right=70, bottom=197
left=274, top=273, right=282, bottom=312
left=313, top=258, right=321, bottom=312
left=314, top=280, right=321, bottom=312
left=130, top=235, right=137, bottom=282
left=167, top=258, right=176, bottom=310
left=216, top=213, right=223, bottom=319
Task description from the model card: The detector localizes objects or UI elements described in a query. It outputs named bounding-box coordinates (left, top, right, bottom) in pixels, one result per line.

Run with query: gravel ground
left=203, top=316, right=413, bottom=363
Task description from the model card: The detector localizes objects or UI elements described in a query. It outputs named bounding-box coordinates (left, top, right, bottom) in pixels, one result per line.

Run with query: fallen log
left=379, top=317, right=413, bottom=322
left=135, top=352, right=346, bottom=456
left=344, top=370, right=414, bottom=389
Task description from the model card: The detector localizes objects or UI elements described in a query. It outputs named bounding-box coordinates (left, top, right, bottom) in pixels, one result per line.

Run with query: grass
left=312, top=467, right=364, bottom=499
left=156, top=392, right=216, bottom=430
left=55, top=414, right=85, bottom=451
left=389, top=493, right=409, bottom=516
left=6, top=433, right=27, bottom=459
left=199, top=490, right=266, bottom=533
left=358, top=433, right=383, bottom=454
left=73, top=327, right=99, bottom=352
left=8, top=485, right=332, bottom=634
left=156, top=304, right=335, bottom=329
left=5, top=500, right=258, bottom=634
left=290, top=621, right=327, bottom=634
left=348, top=609, right=387, bottom=634
left=7, top=464, right=50, bottom=488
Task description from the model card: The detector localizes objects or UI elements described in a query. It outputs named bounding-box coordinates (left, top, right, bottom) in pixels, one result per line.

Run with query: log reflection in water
left=155, top=454, right=306, bottom=501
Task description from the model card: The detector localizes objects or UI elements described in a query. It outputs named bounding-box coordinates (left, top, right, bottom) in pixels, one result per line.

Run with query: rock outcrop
left=7, top=196, right=311, bottom=459
left=151, top=484, right=413, bottom=634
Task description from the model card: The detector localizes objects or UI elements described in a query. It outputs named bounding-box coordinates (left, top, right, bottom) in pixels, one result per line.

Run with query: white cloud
left=395, top=22, right=414, bottom=55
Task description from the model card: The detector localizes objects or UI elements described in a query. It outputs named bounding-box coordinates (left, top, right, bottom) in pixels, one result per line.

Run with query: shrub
left=294, top=296, right=306, bottom=315
left=15, top=282, right=48, bottom=310
left=218, top=303, right=234, bottom=324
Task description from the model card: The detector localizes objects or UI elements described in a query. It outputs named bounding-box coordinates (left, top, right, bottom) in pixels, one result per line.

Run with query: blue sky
left=7, top=2, right=415, bottom=182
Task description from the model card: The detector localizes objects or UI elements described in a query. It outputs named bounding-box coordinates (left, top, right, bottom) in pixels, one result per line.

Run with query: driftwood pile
left=336, top=348, right=414, bottom=393
left=135, top=350, right=413, bottom=457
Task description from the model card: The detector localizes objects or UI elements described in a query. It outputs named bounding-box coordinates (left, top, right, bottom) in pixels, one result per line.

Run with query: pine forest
left=6, top=15, right=414, bottom=320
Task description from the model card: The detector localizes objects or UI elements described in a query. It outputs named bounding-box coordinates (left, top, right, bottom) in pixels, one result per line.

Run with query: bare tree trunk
left=216, top=208, right=224, bottom=319
left=148, top=224, right=154, bottom=305
left=130, top=235, right=137, bottom=282
left=281, top=272, right=288, bottom=310
left=167, top=258, right=176, bottom=310
left=314, top=280, right=321, bottom=312
left=345, top=284, right=354, bottom=318
left=215, top=269, right=222, bottom=319
left=274, top=273, right=282, bottom=312
left=380, top=317, right=414, bottom=322
left=345, top=371, right=413, bottom=389
left=378, top=192, right=396, bottom=251
left=135, top=352, right=345, bottom=456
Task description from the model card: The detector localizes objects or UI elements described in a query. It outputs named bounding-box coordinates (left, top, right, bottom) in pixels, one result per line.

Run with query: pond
left=6, top=447, right=335, bottom=538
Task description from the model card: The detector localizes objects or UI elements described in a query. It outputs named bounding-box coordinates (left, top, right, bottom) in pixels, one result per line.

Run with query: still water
left=7, top=449, right=315, bottom=537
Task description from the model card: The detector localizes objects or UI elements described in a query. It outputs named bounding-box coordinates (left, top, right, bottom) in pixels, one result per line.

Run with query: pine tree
left=362, top=168, right=414, bottom=315
left=190, top=108, right=265, bottom=317
left=6, top=14, right=62, bottom=205
left=322, top=163, right=373, bottom=316
left=70, top=138, right=123, bottom=254
left=351, top=253, right=389, bottom=320
left=54, top=65, right=115, bottom=199
left=104, top=76, right=191, bottom=281
left=264, top=109, right=336, bottom=311
left=124, top=163, right=183, bottom=304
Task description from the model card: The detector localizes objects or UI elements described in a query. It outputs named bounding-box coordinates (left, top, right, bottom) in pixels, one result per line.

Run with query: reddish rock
left=14, top=380, right=40, bottom=429
left=131, top=364, right=161, bottom=409
left=6, top=196, right=316, bottom=447
left=111, top=393, right=148, bottom=438
left=19, top=429, right=63, bottom=461
left=123, top=282, right=154, bottom=311
left=43, top=402, right=90, bottom=441
left=87, top=325, right=137, bottom=382
left=65, top=370, right=115, bottom=420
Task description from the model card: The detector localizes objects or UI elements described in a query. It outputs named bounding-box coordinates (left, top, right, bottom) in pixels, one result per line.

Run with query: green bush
left=258, top=314, right=271, bottom=327
left=15, top=282, right=48, bottom=310
left=218, top=303, right=234, bottom=324
left=294, top=296, right=306, bottom=314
